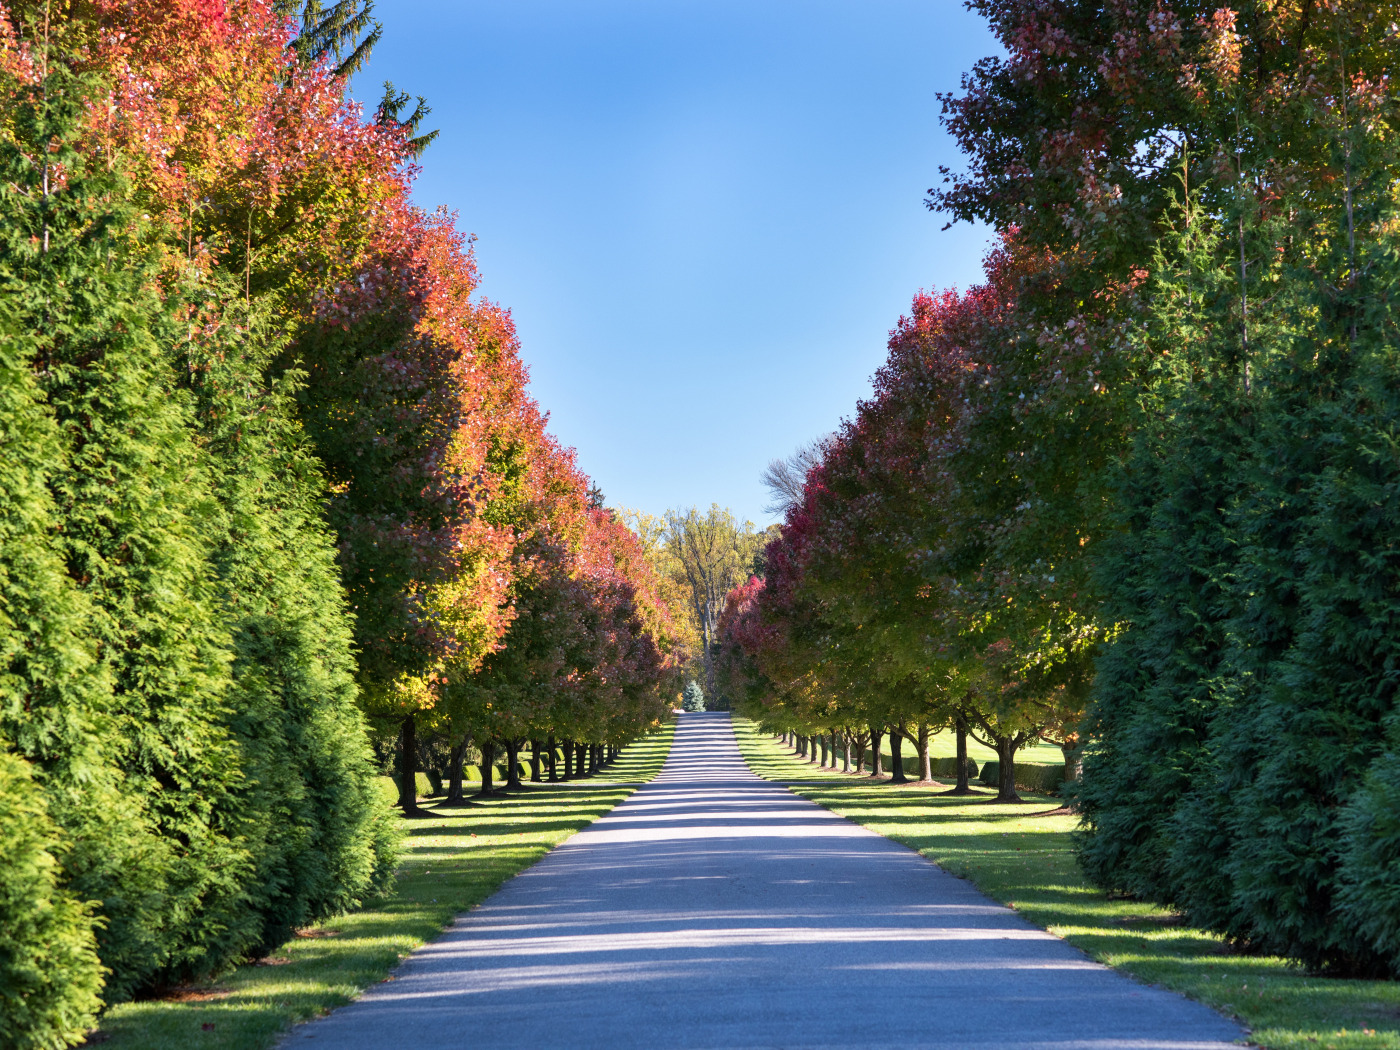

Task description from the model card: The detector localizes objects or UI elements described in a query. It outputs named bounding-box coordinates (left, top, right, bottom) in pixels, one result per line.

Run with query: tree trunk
left=869, top=725, right=883, bottom=776
left=445, top=733, right=469, bottom=804
left=952, top=714, right=973, bottom=794
left=842, top=732, right=851, bottom=772
left=505, top=738, right=523, bottom=790
left=797, top=734, right=806, bottom=757
left=853, top=733, right=866, bottom=774
left=917, top=722, right=932, bottom=782
left=818, top=734, right=828, bottom=766
left=889, top=724, right=909, bottom=784
left=530, top=739, right=543, bottom=782
left=1060, top=741, right=1081, bottom=787
left=995, top=734, right=1022, bottom=803
left=547, top=734, right=559, bottom=782
left=399, top=713, right=422, bottom=814
left=576, top=741, right=588, bottom=777
left=478, top=738, right=496, bottom=797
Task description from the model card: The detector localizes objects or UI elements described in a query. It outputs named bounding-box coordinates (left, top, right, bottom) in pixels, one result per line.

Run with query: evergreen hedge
left=1076, top=164, right=1400, bottom=975
left=977, top=761, right=1065, bottom=796
left=0, top=751, right=104, bottom=1049
left=0, top=54, right=399, bottom=1026
left=930, top=756, right=978, bottom=779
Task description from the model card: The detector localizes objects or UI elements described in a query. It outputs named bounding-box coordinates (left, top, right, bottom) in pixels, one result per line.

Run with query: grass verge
left=733, top=717, right=1400, bottom=1050
left=90, top=723, right=675, bottom=1050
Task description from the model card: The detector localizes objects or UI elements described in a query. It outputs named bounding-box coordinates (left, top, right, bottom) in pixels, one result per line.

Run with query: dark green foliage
left=978, top=760, right=1064, bottom=795
left=1338, top=745, right=1400, bottom=959
left=1078, top=123, right=1400, bottom=971
left=181, top=284, right=401, bottom=956
left=1075, top=377, right=1242, bottom=909
left=931, top=756, right=978, bottom=779
left=279, top=0, right=382, bottom=79
left=0, top=751, right=104, bottom=1050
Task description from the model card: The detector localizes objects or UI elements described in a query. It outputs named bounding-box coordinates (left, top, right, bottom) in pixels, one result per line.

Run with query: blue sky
left=355, top=1, right=998, bottom=526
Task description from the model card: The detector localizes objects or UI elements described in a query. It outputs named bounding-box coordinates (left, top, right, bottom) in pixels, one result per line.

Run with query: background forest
left=719, top=0, right=1400, bottom=981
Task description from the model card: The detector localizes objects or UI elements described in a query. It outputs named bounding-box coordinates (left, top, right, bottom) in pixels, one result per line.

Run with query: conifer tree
left=179, top=277, right=401, bottom=952
left=0, top=45, right=251, bottom=998
left=0, top=752, right=103, bottom=1048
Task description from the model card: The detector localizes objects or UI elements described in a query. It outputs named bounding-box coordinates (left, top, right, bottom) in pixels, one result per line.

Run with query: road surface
left=287, top=712, right=1243, bottom=1049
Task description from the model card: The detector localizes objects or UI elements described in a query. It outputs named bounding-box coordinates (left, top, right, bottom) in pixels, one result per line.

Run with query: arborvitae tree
left=1081, top=57, right=1400, bottom=970
left=180, top=280, right=400, bottom=954
left=0, top=751, right=104, bottom=1049
left=1074, top=194, right=1246, bottom=907
left=1, top=54, right=251, bottom=998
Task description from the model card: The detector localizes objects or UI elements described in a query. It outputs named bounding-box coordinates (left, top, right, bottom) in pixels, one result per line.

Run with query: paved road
left=288, top=712, right=1244, bottom=1049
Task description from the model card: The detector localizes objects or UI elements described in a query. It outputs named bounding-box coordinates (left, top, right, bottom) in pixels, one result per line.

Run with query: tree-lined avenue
left=287, top=713, right=1242, bottom=1049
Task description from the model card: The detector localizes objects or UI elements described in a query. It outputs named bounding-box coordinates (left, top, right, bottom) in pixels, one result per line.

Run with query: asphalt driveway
left=285, top=712, right=1244, bottom=1049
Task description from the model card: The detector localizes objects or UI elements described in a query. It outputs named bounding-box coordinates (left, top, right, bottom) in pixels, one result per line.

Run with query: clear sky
left=354, top=1, right=998, bottom=527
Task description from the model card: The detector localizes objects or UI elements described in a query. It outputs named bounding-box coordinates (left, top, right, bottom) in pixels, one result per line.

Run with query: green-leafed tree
left=665, top=504, right=766, bottom=704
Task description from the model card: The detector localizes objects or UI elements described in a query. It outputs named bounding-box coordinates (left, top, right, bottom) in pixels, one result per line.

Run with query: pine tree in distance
left=682, top=681, right=705, bottom=713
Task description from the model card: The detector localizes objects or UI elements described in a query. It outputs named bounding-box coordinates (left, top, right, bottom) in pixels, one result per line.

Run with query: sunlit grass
left=734, top=717, right=1400, bottom=1050
left=91, top=723, right=675, bottom=1050
left=788, top=725, right=1062, bottom=770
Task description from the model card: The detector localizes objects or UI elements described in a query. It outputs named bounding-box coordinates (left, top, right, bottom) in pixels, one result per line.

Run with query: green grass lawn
left=734, top=717, right=1400, bottom=1050
left=90, top=724, right=674, bottom=1050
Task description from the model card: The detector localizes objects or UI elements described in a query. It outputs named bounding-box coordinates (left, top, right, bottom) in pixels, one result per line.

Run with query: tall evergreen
left=1, top=55, right=257, bottom=997
left=1079, top=75, right=1400, bottom=970
left=0, top=59, right=111, bottom=1040
left=0, top=42, right=401, bottom=1002
left=179, top=280, right=400, bottom=953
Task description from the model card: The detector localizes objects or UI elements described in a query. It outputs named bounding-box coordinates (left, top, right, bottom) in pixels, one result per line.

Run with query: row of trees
left=718, top=0, right=1400, bottom=976
left=0, top=0, right=679, bottom=1044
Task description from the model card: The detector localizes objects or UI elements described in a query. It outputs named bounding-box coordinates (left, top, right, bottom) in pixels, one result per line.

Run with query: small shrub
left=374, top=773, right=432, bottom=805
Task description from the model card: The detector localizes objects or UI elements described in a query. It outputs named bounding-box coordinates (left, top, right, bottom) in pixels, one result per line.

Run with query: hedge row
left=978, top=761, right=1068, bottom=796
left=930, top=756, right=980, bottom=779
left=0, top=753, right=104, bottom=1050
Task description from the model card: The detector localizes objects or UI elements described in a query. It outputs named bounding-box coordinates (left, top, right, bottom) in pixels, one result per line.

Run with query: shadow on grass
left=92, top=723, right=676, bottom=1050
